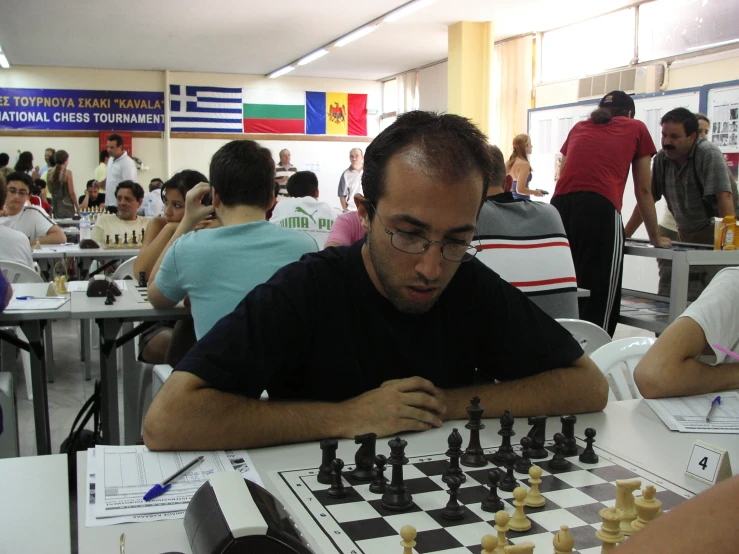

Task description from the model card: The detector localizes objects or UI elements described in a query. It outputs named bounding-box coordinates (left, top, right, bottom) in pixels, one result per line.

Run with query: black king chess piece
left=527, top=415, right=548, bottom=459
left=560, top=415, right=578, bottom=456
left=317, top=439, right=338, bottom=485
left=514, top=436, right=533, bottom=474
left=381, top=437, right=413, bottom=511
left=351, top=433, right=378, bottom=482
left=442, top=428, right=466, bottom=484
left=369, top=454, right=388, bottom=493
left=492, top=410, right=516, bottom=464
left=579, top=428, right=599, bottom=464
left=461, top=396, right=487, bottom=467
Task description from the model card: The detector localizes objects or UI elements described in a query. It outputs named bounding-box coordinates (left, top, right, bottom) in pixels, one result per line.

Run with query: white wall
left=0, top=66, right=381, bottom=206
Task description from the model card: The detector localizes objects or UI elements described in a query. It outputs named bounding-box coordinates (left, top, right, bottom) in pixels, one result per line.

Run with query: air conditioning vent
left=577, top=67, right=649, bottom=100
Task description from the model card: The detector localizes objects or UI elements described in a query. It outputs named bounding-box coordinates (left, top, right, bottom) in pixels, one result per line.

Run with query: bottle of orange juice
left=719, top=215, right=737, bottom=250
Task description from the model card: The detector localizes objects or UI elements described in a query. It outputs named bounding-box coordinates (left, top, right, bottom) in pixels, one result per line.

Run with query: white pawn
left=508, top=487, right=531, bottom=531
left=400, top=525, right=416, bottom=554
left=553, top=525, right=574, bottom=553
left=504, top=542, right=535, bottom=554
left=481, top=534, right=498, bottom=554
left=525, top=465, right=545, bottom=508
left=494, top=510, right=510, bottom=554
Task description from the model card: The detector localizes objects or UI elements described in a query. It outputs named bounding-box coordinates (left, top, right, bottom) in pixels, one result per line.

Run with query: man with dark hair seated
left=79, top=179, right=106, bottom=212
left=269, top=170, right=340, bottom=247
left=92, top=180, right=151, bottom=245
left=0, top=171, right=65, bottom=245
left=144, top=112, right=608, bottom=452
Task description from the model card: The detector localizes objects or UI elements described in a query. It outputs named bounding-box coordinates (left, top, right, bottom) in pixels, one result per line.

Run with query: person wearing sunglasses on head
left=144, top=111, right=608, bottom=452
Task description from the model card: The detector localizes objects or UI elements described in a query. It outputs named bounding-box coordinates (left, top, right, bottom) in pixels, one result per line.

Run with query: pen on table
left=15, top=296, right=66, bottom=300
left=143, top=455, right=205, bottom=501
left=712, top=343, right=739, bottom=361
left=705, top=396, right=721, bottom=422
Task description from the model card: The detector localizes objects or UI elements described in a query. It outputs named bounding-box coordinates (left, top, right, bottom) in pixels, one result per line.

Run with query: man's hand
left=337, top=377, right=446, bottom=438
left=181, top=182, right=215, bottom=231
left=533, top=190, right=544, bottom=197
left=653, top=236, right=672, bottom=248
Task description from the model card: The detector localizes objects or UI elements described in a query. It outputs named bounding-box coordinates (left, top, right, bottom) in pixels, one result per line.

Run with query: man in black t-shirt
left=144, top=112, right=608, bottom=451
left=79, top=179, right=106, bottom=211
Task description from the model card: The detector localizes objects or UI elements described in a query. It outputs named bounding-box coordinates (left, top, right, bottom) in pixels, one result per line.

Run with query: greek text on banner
left=0, top=88, right=165, bottom=132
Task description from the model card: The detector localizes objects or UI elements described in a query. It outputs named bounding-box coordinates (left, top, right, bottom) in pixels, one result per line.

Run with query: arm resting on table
left=634, top=317, right=739, bottom=398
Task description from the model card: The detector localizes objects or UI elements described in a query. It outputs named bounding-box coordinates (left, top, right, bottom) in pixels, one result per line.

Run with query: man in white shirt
left=0, top=178, right=34, bottom=267
left=101, top=134, right=137, bottom=212
left=92, top=181, right=151, bottom=246
left=338, top=148, right=363, bottom=211
left=0, top=172, right=66, bottom=245
left=269, top=171, right=340, bottom=248
left=138, top=178, right=165, bottom=217
left=39, top=148, right=55, bottom=177
left=634, top=266, right=739, bottom=398
left=275, top=149, right=297, bottom=197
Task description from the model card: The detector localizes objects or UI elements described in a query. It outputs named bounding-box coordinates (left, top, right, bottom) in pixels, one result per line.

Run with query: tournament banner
left=0, top=88, right=164, bottom=131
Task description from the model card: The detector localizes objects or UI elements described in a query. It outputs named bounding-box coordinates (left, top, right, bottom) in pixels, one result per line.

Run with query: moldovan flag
left=306, top=91, right=367, bottom=136
left=242, top=90, right=305, bottom=134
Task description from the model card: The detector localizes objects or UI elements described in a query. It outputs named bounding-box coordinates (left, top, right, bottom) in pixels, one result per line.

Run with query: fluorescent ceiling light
left=686, top=37, right=739, bottom=52
left=297, top=49, right=329, bottom=66
left=384, top=0, right=437, bottom=23
left=0, top=54, right=9, bottom=69
left=335, top=25, right=377, bottom=47
left=268, top=65, right=295, bottom=78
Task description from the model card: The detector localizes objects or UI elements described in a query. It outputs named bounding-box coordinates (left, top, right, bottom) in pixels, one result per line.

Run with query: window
left=542, top=9, right=635, bottom=82
left=639, top=0, right=739, bottom=61
left=382, top=79, right=398, bottom=115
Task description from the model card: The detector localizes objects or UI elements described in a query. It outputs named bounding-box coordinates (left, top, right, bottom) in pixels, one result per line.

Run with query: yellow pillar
left=447, top=21, right=494, bottom=136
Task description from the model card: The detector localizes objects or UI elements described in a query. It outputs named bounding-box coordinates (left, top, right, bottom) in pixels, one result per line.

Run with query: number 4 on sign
left=686, top=440, right=733, bottom=485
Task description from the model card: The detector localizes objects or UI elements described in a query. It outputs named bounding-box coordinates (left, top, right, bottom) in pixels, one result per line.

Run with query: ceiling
left=0, top=0, right=641, bottom=81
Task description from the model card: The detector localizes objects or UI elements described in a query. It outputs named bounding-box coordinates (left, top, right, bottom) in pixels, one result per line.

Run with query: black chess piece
left=105, top=235, right=110, bottom=246
left=141, top=229, right=146, bottom=242
left=351, top=433, right=378, bottom=482
left=381, top=437, right=413, bottom=511
left=441, top=476, right=465, bottom=520
left=369, top=454, right=388, bottom=493
left=327, top=458, right=348, bottom=498
left=492, top=410, right=516, bottom=464
left=514, top=436, right=533, bottom=474
left=499, top=452, right=518, bottom=492
left=104, top=284, right=116, bottom=305
left=138, top=271, right=147, bottom=288
left=560, top=415, right=578, bottom=456
left=114, top=234, right=120, bottom=245
left=317, top=439, right=338, bottom=485
left=548, top=433, right=571, bottom=471
left=442, top=428, right=466, bottom=484
left=481, top=469, right=505, bottom=513
left=461, top=396, right=487, bottom=467
left=527, top=415, right=548, bottom=459
left=132, top=230, right=138, bottom=245
left=123, top=232, right=128, bottom=245
left=579, top=428, right=599, bottom=464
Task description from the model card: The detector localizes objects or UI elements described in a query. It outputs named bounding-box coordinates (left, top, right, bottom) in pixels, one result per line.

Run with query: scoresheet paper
left=646, top=391, right=739, bottom=433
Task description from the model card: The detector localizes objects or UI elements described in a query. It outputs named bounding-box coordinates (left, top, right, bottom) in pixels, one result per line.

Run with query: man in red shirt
left=552, top=91, right=670, bottom=336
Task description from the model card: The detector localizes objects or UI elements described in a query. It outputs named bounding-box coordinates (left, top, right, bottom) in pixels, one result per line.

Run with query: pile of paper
left=86, top=444, right=262, bottom=527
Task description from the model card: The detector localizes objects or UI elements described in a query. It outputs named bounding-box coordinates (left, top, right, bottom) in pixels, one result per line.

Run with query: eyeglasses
left=7, top=187, right=29, bottom=197
left=371, top=205, right=479, bottom=263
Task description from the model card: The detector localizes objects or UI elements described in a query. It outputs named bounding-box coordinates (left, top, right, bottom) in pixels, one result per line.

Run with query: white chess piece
left=553, top=524, right=574, bottom=553
left=494, top=510, right=510, bottom=554
left=525, top=465, right=545, bottom=507
left=596, top=507, right=624, bottom=552
left=615, top=478, right=641, bottom=536
left=508, top=487, right=531, bottom=531
left=503, top=542, right=535, bottom=554
left=400, top=525, right=416, bottom=554
left=632, top=485, right=662, bottom=532
left=481, top=534, right=498, bottom=554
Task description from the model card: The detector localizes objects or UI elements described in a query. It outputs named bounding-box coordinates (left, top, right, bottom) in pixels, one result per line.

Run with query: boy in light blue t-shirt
left=148, top=140, right=318, bottom=339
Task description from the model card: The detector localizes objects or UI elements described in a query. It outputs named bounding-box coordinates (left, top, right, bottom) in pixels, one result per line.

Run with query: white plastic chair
left=112, top=257, right=137, bottom=280
left=0, top=372, right=19, bottom=457
left=590, top=337, right=656, bottom=401
left=556, top=318, right=612, bottom=355
left=0, top=261, right=56, bottom=398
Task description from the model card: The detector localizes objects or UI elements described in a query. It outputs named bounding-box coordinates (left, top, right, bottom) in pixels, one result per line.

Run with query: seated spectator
left=269, top=171, right=340, bottom=247
left=0, top=172, right=66, bottom=245
left=324, top=211, right=365, bottom=248
left=92, top=181, right=151, bottom=246
left=134, top=170, right=207, bottom=364
left=0, top=272, right=12, bottom=313
left=475, top=145, right=578, bottom=319
left=0, top=178, right=34, bottom=267
left=30, top=179, right=52, bottom=215
left=79, top=179, right=106, bottom=212
left=147, top=140, right=318, bottom=339
left=144, top=112, right=607, bottom=452
left=634, top=266, right=739, bottom=398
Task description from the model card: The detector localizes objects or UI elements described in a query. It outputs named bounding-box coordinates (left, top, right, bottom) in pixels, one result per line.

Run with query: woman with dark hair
left=506, top=133, right=543, bottom=200
left=14, top=151, right=39, bottom=179
left=30, top=179, right=52, bottom=214
left=46, top=150, right=79, bottom=218
left=551, top=90, right=670, bottom=336
left=133, top=170, right=209, bottom=364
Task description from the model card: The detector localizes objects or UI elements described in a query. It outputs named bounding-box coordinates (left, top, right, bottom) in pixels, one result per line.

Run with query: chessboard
left=132, top=285, right=149, bottom=303
left=272, top=438, right=694, bottom=554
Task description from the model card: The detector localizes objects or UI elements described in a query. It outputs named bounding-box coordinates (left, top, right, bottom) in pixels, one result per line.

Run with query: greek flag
left=169, top=85, right=243, bottom=132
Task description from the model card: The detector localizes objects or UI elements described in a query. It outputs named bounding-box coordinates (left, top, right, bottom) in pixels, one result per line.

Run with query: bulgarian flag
left=306, top=91, right=367, bottom=136
left=243, top=90, right=305, bottom=134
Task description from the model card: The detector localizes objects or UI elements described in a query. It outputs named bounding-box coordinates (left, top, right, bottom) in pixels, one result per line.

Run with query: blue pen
left=16, top=296, right=66, bottom=300
left=143, top=456, right=204, bottom=501
left=705, top=396, right=721, bottom=422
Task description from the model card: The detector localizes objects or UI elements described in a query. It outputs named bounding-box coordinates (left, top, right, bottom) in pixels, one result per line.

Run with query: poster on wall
left=707, top=86, right=739, bottom=179
left=0, top=88, right=164, bottom=131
